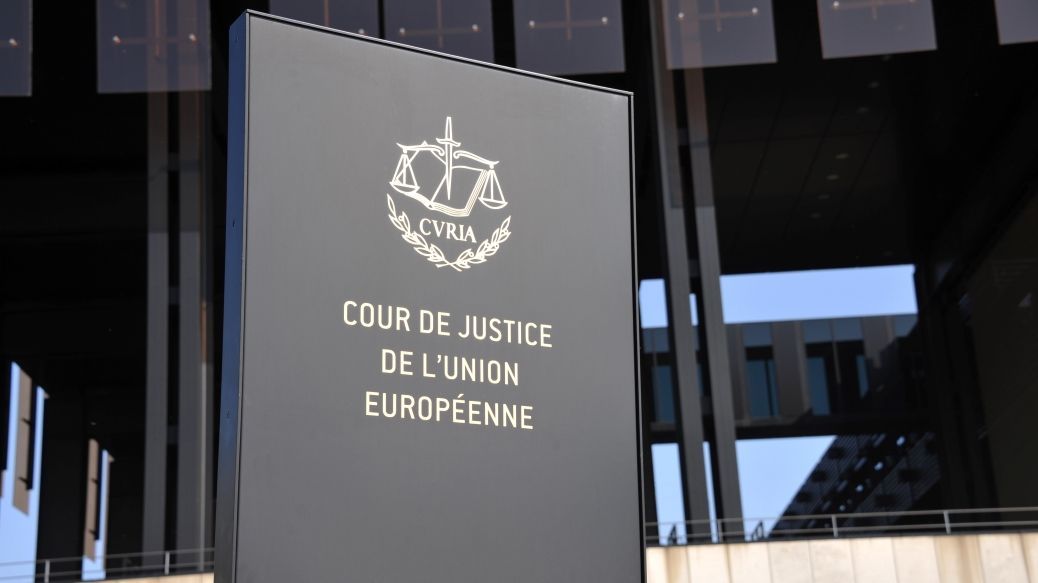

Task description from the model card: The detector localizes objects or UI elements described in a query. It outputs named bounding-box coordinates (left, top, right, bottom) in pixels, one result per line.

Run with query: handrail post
left=831, top=515, right=838, bottom=538
left=43, top=559, right=50, bottom=583
left=164, top=551, right=171, bottom=575
left=943, top=510, right=951, bottom=535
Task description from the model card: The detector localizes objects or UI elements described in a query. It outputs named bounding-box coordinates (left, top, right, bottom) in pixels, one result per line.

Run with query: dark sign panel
left=218, top=11, right=641, bottom=583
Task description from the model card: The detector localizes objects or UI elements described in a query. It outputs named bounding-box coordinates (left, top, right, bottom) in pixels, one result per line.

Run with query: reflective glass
left=0, top=0, right=31, bottom=96
left=96, top=0, right=211, bottom=93
left=653, top=365, right=676, bottom=423
left=651, top=443, right=688, bottom=545
left=963, top=195, right=1038, bottom=506
left=662, top=0, right=776, bottom=69
left=816, top=0, right=936, bottom=59
left=385, top=0, right=494, bottom=62
left=269, top=0, right=378, bottom=36
left=513, top=0, right=625, bottom=75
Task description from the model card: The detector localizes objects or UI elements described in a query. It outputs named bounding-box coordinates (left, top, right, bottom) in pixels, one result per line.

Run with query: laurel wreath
left=387, top=194, right=511, bottom=271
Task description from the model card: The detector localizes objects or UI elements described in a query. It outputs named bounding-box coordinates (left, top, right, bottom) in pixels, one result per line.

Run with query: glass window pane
left=855, top=354, right=869, bottom=397
left=653, top=365, right=676, bottom=423
left=514, top=0, right=625, bottom=75
left=269, top=0, right=378, bottom=36
left=816, top=0, right=937, bottom=60
left=807, top=357, right=831, bottom=415
left=662, top=0, right=776, bottom=69
left=746, top=358, right=776, bottom=418
left=737, top=436, right=835, bottom=536
left=96, top=0, right=211, bottom=93
left=995, top=0, right=1038, bottom=45
left=650, top=443, right=688, bottom=545
left=385, top=0, right=494, bottom=62
left=0, top=0, right=31, bottom=96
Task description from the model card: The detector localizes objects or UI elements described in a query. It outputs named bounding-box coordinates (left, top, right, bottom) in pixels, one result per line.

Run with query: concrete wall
left=647, top=533, right=1038, bottom=583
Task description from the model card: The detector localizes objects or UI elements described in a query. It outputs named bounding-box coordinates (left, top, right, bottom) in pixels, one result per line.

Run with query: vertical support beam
left=772, top=322, right=811, bottom=418
left=682, top=69, right=744, bottom=529
left=727, top=325, right=748, bottom=421
left=177, top=88, right=213, bottom=563
left=142, top=92, right=169, bottom=559
left=648, top=0, right=712, bottom=541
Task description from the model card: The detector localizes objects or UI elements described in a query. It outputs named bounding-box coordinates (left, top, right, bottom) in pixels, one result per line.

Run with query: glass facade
left=1, top=0, right=1037, bottom=576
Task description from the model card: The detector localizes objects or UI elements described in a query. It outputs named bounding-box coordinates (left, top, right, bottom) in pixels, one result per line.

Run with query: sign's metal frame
left=217, top=10, right=642, bottom=581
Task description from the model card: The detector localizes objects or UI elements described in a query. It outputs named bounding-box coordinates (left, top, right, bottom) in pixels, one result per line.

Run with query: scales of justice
left=390, top=117, right=507, bottom=218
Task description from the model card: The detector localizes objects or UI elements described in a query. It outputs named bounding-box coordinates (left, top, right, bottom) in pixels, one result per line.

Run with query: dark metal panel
left=214, top=13, right=249, bottom=583
left=219, top=11, right=640, bottom=581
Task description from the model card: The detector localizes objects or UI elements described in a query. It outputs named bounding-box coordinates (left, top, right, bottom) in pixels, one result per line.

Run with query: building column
left=142, top=92, right=169, bottom=560
left=648, top=0, right=713, bottom=542
left=176, top=89, right=215, bottom=567
left=682, top=69, right=744, bottom=534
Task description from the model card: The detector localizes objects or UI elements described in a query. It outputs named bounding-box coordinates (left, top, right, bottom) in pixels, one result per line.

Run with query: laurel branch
left=387, top=194, right=511, bottom=272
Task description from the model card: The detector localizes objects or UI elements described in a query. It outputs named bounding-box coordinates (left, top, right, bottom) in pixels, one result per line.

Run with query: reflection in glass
left=0, top=0, right=31, bottom=96
left=651, top=443, right=688, bottom=545
left=269, top=0, right=378, bottom=36
left=662, top=0, right=776, bottom=69
left=96, top=0, right=211, bottom=93
left=513, top=0, right=625, bottom=75
left=736, top=436, right=835, bottom=537
left=816, top=0, right=936, bottom=60
left=0, top=364, right=46, bottom=582
left=720, top=266, right=917, bottom=324
left=773, top=432, right=941, bottom=537
left=963, top=194, right=1038, bottom=507
left=743, top=323, right=778, bottom=419
left=730, top=313, right=917, bottom=427
left=385, top=0, right=494, bottom=62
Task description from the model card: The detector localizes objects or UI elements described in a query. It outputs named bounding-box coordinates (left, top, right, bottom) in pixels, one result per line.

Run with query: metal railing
left=0, top=548, right=213, bottom=582
left=2, top=508, right=1037, bottom=580
left=645, top=506, right=1038, bottom=546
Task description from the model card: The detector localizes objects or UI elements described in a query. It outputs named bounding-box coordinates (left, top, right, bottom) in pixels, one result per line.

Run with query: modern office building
left=1, top=0, right=1036, bottom=581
